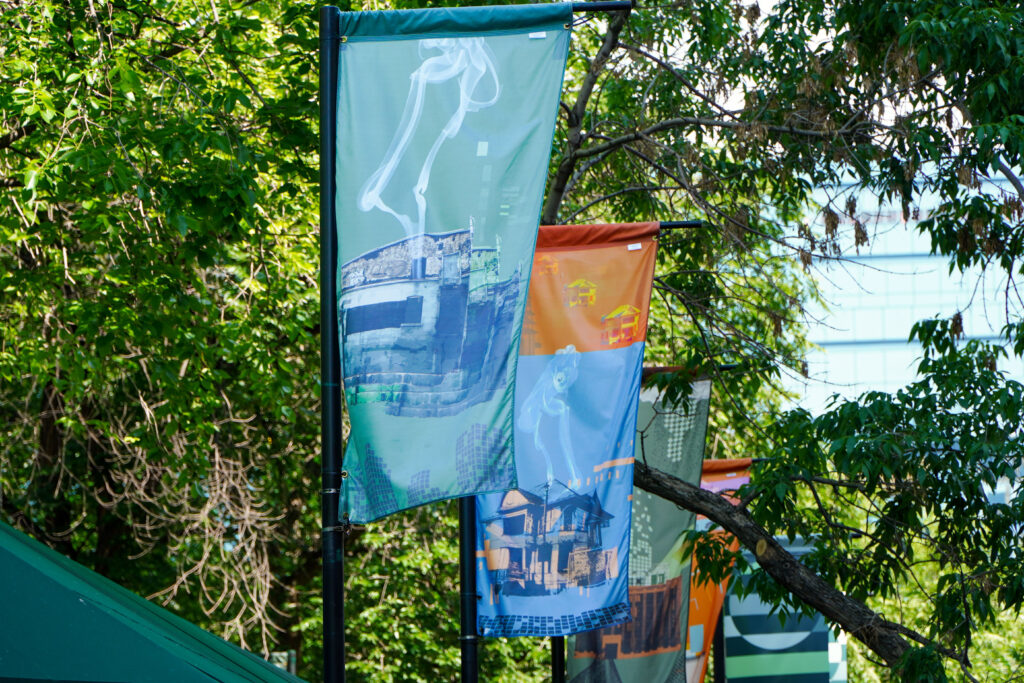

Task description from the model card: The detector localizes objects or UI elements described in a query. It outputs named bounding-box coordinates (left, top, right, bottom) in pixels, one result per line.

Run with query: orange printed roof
left=602, top=304, right=640, bottom=321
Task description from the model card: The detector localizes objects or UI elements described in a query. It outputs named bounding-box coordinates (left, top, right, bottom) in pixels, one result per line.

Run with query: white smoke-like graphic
left=358, top=38, right=501, bottom=238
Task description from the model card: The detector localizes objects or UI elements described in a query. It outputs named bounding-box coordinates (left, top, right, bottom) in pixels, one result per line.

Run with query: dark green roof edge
left=0, top=522, right=306, bottom=683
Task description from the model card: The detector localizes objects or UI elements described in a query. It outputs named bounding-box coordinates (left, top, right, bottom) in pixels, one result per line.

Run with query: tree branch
left=579, top=115, right=834, bottom=164
left=633, top=460, right=914, bottom=667
left=541, top=10, right=629, bottom=224
left=619, top=42, right=741, bottom=121
left=0, top=123, right=37, bottom=150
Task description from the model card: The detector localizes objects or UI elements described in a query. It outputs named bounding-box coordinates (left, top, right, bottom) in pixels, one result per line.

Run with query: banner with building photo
left=722, top=538, right=848, bottom=683
left=474, top=223, right=659, bottom=637
left=686, top=458, right=751, bottom=682
left=568, top=380, right=712, bottom=682
left=335, top=4, right=572, bottom=523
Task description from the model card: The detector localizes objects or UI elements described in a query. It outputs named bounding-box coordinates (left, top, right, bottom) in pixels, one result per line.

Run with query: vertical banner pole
left=459, top=497, right=480, bottom=683
left=713, top=607, right=726, bottom=683
left=551, top=636, right=566, bottom=683
left=320, top=6, right=345, bottom=683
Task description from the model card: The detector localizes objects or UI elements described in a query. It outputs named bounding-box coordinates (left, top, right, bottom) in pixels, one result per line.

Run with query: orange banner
left=521, top=222, right=659, bottom=356
left=686, top=458, right=751, bottom=682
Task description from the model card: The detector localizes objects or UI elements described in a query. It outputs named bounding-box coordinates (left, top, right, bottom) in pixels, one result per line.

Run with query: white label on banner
left=627, top=243, right=642, bottom=251
left=529, top=31, right=547, bottom=39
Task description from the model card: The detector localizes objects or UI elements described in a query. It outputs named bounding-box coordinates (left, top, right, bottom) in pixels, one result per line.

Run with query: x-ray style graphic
left=518, top=345, right=582, bottom=485
left=359, top=38, right=500, bottom=239
left=335, top=5, right=572, bottom=523
left=339, top=37, right=518, bottom=422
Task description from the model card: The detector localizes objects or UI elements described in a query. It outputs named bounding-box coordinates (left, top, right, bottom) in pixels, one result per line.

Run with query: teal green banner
left=723, top=540, right=847, bottom=683
left=335, top=4, right=572, bottom=523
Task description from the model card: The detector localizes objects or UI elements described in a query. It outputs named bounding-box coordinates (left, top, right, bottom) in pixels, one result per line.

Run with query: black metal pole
left=459, top=497, right=480, bottom=683
left=659, top=220, right=705, bottom=230
left=551, top=636, right=566, bottom=683
left=320, top=6, right=345, bottom=683
left=570, top=1, right=633, bottom=11
left=712, top=607, right=726, bottom=683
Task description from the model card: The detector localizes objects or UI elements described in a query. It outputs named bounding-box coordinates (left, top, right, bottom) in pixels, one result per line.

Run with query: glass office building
left=788, top=181, right=1024, bottom=412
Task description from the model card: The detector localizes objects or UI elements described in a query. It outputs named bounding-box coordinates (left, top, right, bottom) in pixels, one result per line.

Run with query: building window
left=344, top=296, right=423, bottom=335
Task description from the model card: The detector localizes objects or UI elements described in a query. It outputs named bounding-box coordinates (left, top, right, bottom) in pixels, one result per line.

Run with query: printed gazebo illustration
left=479, top=488, right=617, bottom=599
left=534, top=253, right=559, bottom=276
left=565, top=279, right=597, bottom=308
left=601, top=304, right=641, bottom=345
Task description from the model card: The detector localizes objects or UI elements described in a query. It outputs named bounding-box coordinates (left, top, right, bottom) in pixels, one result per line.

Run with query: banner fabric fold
left=335, top=4, right=572, bottom=523
left=474, top=222, right=659, bottom=637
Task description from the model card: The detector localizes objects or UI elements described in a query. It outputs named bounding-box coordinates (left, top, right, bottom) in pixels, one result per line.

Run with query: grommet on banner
left=340, top=35, right=347, bottom=42
left=341, top=469, right=349, bottom=478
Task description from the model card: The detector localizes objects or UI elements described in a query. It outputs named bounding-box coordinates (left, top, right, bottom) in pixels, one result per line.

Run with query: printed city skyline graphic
left=345, top=421, right=513, bottom=522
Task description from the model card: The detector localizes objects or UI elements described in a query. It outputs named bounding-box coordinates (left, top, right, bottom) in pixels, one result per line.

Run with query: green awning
left=0, top=521, right=305, bottom=682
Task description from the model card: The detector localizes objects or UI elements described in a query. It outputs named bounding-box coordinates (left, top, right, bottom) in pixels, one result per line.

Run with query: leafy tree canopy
left=2, top=0, right=1022, bottom=680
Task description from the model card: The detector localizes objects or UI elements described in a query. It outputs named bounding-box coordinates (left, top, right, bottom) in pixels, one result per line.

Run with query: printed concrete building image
left=339, top=226, right=520, bottom=418
left=479, top=487, right=617, bottom=600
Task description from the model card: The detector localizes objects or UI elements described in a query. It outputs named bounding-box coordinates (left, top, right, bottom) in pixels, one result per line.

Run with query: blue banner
left=475, top=223, right=659, bottom=637
left=335, top=4, right=572, bottom=523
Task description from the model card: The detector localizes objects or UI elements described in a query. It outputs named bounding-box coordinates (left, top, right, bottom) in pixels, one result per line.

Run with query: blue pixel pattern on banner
left=475, top=223, right=660, bottom=637
left=334, top=4, right=572, bottom=523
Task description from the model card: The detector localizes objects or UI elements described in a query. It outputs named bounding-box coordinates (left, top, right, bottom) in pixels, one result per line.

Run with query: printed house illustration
left=339, top=228, right=519, bottom=418
left=534, top=253, right=559, bottom=276
left=480, top=488, right=617, bottom=599
left=601, top=304, right=641, bottom=345
left=565, top=279, right=597, bottom=308
left=573, top=576, right=684, bottom=660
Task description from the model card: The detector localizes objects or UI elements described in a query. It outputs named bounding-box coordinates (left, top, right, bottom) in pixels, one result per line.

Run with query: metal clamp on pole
left=320, top=6, right=345, bottom=683
left=659, top=220, right=705, bottom=230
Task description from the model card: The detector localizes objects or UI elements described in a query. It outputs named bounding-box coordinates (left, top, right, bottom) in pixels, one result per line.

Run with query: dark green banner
left=568, top=381, right=711, bottom=681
